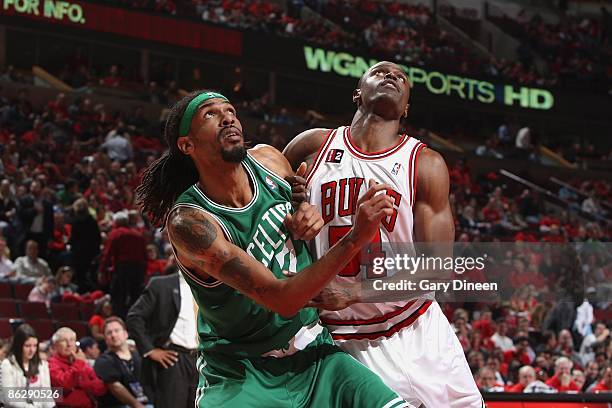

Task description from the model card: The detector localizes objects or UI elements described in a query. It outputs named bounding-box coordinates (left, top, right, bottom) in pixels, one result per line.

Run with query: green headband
left=178, top=92, right=229, bottom=137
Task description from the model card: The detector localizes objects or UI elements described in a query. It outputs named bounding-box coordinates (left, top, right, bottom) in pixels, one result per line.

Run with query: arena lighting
left=304, top=46, right=555, bottom=110
left=2, top=0, right=85, bottom=24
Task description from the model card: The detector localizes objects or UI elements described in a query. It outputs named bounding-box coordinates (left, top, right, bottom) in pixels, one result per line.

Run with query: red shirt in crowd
left=503, top=349, right=532, bottom=366
left=100, top=226, right=147, bottom=270
left=505, top=383, right=525, bottom=393
left=545, top=374, right=581, bottom=392
left=48, top=354, right=106, bottom=407
left=591, top=380, right=611, bottom=393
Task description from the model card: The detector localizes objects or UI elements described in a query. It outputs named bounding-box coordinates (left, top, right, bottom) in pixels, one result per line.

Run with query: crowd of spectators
left=492, top=10, right=612, bottom=89
left=94, top=0, right=556, bottom=87
left=0, top=79, right=609, bottom=406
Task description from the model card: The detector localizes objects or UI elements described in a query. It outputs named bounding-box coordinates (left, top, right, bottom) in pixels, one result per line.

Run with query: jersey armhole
left=246, top=152, right=292, bottom=192
left=168, top=203, right=233, bottom=288
left=305, top=128, right=338, bottom=186
left=409, top=143, right=427, bottom=207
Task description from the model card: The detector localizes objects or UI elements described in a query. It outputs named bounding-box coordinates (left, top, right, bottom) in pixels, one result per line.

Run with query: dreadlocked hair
left=136, top=90, right=208, bottom=227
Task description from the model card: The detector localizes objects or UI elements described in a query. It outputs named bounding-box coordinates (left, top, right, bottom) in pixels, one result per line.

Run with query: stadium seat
left=0, top=282, right=12, bottom=298
left=0, top=299, right=20, bottom=318
left=13, top=283, right=35, bottom=300
left=57, top=320, right=90, bottom=338
left=51, top=303, right=80, bottom=321
left=26, top=319, right=55, bottom=340
left=0, top=318, right=12, bottom=338
left=20, top=302, right=49, bottom=319
left=79, top=303, right=95, bottom=320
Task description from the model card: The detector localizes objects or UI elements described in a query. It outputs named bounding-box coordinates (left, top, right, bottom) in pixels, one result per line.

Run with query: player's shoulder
left=417, top=146, right=447, bottom=171
left=249, top=144, right=293, bottom=178
left=166, top=205, right=222, bottom=249
left=283, top=128, right=332, bottom=169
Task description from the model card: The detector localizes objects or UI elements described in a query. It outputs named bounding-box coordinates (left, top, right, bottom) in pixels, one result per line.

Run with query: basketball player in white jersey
left=283, top=61, right=483, bottom=407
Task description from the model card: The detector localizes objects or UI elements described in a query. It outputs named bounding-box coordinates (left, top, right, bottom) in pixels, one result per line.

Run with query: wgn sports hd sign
left=303, top=46, right=554, bottom=111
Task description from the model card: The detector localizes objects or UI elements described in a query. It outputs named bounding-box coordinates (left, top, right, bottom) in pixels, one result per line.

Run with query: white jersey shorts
left=337, top=302, right=484, bottom=408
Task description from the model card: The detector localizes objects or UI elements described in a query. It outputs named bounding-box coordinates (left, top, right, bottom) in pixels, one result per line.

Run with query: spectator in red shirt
left=99, top=211, right=147, bottom=318
left=48, top=211, right=71, bottom=270
left=89, top=300, right=113, bottom=344
left=48, top=327, right=106, bottom=407
left=546, top=356, right=581, bottom=392
left=504, top=336, right=533, bottom=366
left=590, top=364, right=611, bottom=393
left=99, top=65, right=122, bottom=88
left=477, top=367, right=505, bottom=392
left=145, top=244, right=167, bottom=283
left=506, top=365, right=537, bottom=392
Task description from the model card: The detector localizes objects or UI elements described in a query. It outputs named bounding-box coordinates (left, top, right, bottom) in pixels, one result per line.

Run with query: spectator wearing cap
left=99, top=211, right=147, bottom=318
left=546, top=356, right=581, bottom=392
left=13, top=240, right=51, bottom=284
left=48, top=327, right=107, bottom=407
left=80, top=336, right=100, bottom=367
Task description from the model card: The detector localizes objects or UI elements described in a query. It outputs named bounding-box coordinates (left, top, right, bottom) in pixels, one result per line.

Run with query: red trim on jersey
left=344, top=127, right=410, bottom=160
left=330, top=301, right=432, bottom=341
left=411, top=143, right=427, bottom=206
left=406, top=142, right=419, bottom=207
left=321, top=299, right=417, bottom=326
left=305, top=128, right=336, bottom=185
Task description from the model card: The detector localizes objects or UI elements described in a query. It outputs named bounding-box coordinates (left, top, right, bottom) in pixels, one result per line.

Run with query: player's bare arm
left=413, top=148, right=455, bottom=243
left=282, top=128, right=330, bottom=171
left=250, top=144, right=324, bottom=240
left=168, top=182, right=394, bottom=317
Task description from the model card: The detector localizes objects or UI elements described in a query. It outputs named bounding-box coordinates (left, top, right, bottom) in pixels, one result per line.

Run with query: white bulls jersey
left=307, top=126, right=433, bottom=341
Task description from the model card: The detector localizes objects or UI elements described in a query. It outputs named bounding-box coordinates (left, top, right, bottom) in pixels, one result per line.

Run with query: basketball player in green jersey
left=136, top=91, right=408, bottom=408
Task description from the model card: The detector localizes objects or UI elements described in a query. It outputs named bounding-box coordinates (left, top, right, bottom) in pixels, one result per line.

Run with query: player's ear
left=352, top=89, right=362, bottom=106
left=177, top=136, right=194, bottom=155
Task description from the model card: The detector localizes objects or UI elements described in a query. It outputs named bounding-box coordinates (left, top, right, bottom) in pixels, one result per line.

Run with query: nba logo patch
left=391, top=163, right=401, bottom=175
left=265, top=175, right=277, bottom=190
left=325, top=149, right=344, bottom=163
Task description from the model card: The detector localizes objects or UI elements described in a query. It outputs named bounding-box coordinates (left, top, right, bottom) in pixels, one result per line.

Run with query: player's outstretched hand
left=350, top=179, right=394, bottom=246
left=285, top=162, right=308, bottom=207
left=284, top=202, right=324, bottom=241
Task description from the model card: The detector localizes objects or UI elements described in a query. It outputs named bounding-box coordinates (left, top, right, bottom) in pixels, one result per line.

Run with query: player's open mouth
left=219, top=127, right=243, bottom=141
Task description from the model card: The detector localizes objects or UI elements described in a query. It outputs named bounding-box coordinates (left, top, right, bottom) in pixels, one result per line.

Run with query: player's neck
left=350, top=111, right=401, bottom=152
left=196, top=160, right=253, bottom=208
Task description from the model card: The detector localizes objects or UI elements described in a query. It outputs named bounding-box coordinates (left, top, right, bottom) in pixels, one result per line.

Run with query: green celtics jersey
left=169, top=153, right=318, bottom=359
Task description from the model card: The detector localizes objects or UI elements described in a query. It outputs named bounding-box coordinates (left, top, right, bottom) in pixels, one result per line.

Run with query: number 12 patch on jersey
left=325, top=149, right=344, bottom=163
